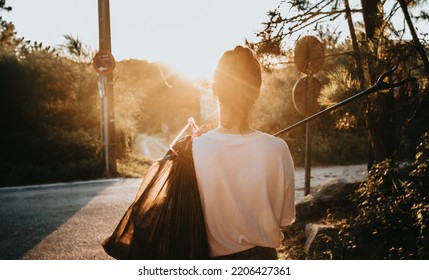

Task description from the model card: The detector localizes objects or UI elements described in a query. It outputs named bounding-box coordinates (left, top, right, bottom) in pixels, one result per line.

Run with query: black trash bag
left=102, top=135, right=209, bottom=259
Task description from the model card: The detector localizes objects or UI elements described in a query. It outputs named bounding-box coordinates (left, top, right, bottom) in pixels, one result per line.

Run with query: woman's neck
left=218, top=103, right=253, bottom=134
left=215, top=125, right=255, bottom=134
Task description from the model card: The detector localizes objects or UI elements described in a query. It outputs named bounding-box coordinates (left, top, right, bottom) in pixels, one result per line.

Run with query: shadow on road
left=0, top=180, right=114, bottom=259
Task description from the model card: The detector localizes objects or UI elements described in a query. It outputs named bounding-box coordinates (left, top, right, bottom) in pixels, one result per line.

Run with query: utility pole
left=97, top=0, right=117, bottom=174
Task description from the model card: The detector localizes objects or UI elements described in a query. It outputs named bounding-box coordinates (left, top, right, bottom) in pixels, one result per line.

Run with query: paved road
left=0, top=178, right=141, bottom=260
left=135, top=133, right=169, bottom=161
left=0, top=165, right=366, bottom=260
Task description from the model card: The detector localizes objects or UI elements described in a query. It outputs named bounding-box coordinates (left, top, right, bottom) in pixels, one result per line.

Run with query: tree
left=0, top=1, right=53, bottom=57
left=356, top=0, right=396, bottom=167
left=0, top=0, right=11, bottom=11
left=59, top=34, right=94, bottom=63
left=251, top=0, right=427, bottom=168
left=0, top=0, right=21, bottom=53
left=397, top=0, right=429, bottom=76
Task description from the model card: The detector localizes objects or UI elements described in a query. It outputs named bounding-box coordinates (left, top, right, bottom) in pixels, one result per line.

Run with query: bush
left=0, top=51, right=104, bottom=187
left=327, top=132, right=429, bottom=259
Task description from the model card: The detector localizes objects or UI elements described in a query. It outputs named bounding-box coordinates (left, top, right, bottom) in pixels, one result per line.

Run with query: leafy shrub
left=0, top=51, right=104, bottom=187
left=330, top=132, right=429, bottom=259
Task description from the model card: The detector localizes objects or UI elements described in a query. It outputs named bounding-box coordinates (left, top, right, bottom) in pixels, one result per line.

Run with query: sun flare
left=155, top=45, right=222, bottom=82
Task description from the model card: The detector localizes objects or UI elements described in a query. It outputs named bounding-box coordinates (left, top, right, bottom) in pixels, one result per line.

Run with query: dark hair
left=213, top=46, right=262, bottom=130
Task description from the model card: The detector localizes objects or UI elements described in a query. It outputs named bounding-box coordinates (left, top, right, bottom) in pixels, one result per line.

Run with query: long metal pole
left=98, top=0, right=117, bottom=173
left=103, top=83, right=109, bottom=173
left=273, top=84, right=379, bottom=137
left=304, top=122, right=311, bottom=195
left=302, top=78, right=312, bottom=196
left=273, top=67, right=415, bottom=137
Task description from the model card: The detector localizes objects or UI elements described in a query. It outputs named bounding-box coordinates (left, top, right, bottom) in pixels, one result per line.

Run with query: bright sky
left=2, top=0, right=279, bottom=80
left=2, top=0, right=426, bottom=80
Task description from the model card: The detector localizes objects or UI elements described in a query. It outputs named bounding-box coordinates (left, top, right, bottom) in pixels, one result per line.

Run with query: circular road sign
left=293, top=76, right=321, bottom=116
left=294, top=36, right=325, bottom=74
left=93, top=50, right=116, bottom=76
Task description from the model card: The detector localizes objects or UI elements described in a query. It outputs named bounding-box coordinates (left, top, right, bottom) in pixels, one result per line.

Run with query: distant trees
left=0, top=50, right=102, bottom=186
left=113, top=59, right=199, bottom=151
left=1, top=1, right=22, bottom=53
left=0, top=1, right=200, bottom=186
left=0, top=5, right=102, bottom=185
left=59, top=34, right=94, bottom=63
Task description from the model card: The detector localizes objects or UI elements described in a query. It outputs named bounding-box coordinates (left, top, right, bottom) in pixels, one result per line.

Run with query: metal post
left=98, top=0, right=117, bottom=173
left=103, top=85, right=109, bottom=173
left=98, top=78, right=104, bottom=159
left=304, top=122, right=312, bottom=195
left=303, top=84, right=312, bottom=196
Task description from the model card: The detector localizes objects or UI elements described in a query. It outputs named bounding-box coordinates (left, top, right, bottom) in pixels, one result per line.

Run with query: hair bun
left=233, top=45, right=254, bottom=61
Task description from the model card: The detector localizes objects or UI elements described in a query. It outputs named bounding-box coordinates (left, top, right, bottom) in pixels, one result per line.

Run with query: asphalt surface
left=0, top=178, right=141, bottom=260
left=0, top=165, right=366, bottom=260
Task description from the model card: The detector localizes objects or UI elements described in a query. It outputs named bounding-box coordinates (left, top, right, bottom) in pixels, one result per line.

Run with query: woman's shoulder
left=255, top=131, right=288, bottom=145
left=193, top=129, right=289, bottom=149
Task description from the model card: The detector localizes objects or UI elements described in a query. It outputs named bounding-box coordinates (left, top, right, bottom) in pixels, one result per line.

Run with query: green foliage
left=291, top=132, right=429, bottom=260
left=59, top=34, right=94, bottom=63
left=117, top=154, right=152, bottom=178
left=0, top=0, right=12, bottom=11
left=310, top=128, right=368, bottom=165
left=306, top=228, right=345, bottom=260
left=251, top=66, right=368, bottom=166
left=322, top=132, right=429, bottom=259
left=318, top=66, right=360, bottom=107
left=253, top=67, right=301, bottom=133
left=0, top=49, right=104, bottom=186
left=397, top=81, right=429, bottom=163
left=407, top=132, right=429, bottom=257
left=113, top=60, right=199, bottom=151
left=0, top=36, right=200, bottom=186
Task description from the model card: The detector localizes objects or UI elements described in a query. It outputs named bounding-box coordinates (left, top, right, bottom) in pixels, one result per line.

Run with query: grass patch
left=116, top=154, right=152, bottom=178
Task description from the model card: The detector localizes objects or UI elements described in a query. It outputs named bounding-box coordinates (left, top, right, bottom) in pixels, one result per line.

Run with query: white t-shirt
left=192, top=130, right=295, bottom=257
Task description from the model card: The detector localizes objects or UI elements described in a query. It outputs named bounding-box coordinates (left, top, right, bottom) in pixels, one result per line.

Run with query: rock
left=304, top=223, right=340, bottom=257
left=296, top=178, right=358, bottom=220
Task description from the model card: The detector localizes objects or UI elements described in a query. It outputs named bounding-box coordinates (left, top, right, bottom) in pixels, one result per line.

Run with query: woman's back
left=192, top=129, right=295, bottom=257
left=192, top=46, right=295, bottom=259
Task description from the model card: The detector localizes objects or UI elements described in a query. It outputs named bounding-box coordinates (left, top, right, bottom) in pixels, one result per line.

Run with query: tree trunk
left=397, top=0, right=429, bottom=76
left=360, top=0, right=396, bottom=168
left=345, top=0, right=388, bottom=169
left=344, top=0, right=366, bottom=89
left=361, top=0, right=384, bottom=39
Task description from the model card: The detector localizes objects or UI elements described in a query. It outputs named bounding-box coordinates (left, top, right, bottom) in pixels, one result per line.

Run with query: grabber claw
left=375, top=65, right=417, bottom=90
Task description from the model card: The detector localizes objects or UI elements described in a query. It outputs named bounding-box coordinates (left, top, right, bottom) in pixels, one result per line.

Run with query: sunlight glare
left=159, top=45, right=218, bottom=82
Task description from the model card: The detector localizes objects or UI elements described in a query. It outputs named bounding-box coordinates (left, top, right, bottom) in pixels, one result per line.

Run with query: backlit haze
left=4, top=0, right=423, bottom=81
left=3, top=0, right=279, bottom=80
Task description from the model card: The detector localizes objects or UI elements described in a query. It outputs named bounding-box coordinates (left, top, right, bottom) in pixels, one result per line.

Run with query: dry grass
left=116, top=154, right=152, bottom=178
left=278, top=221, right=307, bottom=260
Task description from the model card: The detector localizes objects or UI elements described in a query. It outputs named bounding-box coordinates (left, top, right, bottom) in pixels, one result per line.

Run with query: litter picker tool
left=273, top=66, right=416, bottom=137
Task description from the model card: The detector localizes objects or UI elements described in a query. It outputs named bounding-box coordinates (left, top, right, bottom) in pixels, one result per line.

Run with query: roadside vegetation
left=250, top=0, right=429, bottom=259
